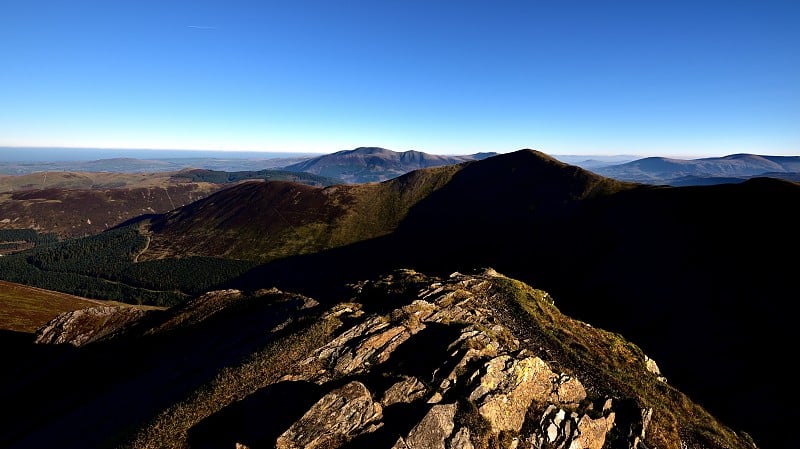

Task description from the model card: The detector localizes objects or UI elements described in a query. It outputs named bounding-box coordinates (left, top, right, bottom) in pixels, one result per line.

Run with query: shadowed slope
left=227, top=150, right=799, bottom=449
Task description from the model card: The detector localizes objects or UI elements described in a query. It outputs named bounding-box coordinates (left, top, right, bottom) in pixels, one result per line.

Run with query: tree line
left=0, top=225, right=257, bottom=306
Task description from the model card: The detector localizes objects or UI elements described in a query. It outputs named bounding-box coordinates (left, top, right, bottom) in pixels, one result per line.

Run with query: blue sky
left=1, top=0, right=798, bottom=157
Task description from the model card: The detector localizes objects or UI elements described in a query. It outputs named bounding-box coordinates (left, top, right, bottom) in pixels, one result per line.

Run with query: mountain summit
left=283, top=147, right=498, bottom=183
left=1, top=269, right=758, bottom=449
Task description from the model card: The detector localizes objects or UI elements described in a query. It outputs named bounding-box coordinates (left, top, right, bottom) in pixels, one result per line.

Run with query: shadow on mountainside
left=227, top=152, right=800, bottom=449
left=0, top=294, right=316, bottom=449
left=187, top=380, right=325, bottom=449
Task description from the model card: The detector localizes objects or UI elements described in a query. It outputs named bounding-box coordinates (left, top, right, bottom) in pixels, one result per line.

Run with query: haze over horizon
left=2, top=1, right=798, bottom=158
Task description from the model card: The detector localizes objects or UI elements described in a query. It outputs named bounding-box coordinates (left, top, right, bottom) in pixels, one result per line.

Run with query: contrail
left=187, top=25, right=216, bottom=30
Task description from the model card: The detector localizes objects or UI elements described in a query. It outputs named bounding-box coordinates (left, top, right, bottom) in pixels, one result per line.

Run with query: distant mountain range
left=5, top=147, right=797, bottom=187
left=587, top=153, right=800, bottom=185
left=1, top=149, right=796, bottom=448
left=282, top=147, right=499, bottom=183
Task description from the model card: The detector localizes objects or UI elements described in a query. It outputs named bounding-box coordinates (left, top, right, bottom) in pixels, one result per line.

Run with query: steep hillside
left=0, top=270, right=756, bottom=449
left=0, top=184, right=221, bottom=239
left=0, top=168, right=341, bottom=240
left=283, top=146, right=498, bottom=183
left=139, top=164, right=463, bottom=261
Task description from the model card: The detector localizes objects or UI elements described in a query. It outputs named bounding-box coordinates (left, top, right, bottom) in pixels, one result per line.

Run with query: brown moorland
left=0, top=280, right=110, bottom=333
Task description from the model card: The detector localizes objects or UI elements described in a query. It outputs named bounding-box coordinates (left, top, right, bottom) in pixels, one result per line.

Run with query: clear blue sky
left=1, top=0, right=798, bottom=157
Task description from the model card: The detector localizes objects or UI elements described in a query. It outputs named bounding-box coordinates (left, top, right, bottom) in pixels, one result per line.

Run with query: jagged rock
left=296, top=312, right=422, bottom=383
left=141, top=269, right=757, bottom=449
left=467, top=353, right=585, bottom=433
left=553, top=373, right=587, bottom=405
left=645, top=355, right=668, bottom=383
left=530, top=405, right=615, bottom=449
left=34, top=305, right=149, bottom=347
left=448, top=427, right=474, bottom=449
left=382, top=375, right=428, bottom=406
left=574, top=413, right=616, bottom=449
left=394, top=403, right=458, bottom=449
left=275, top=381, right=382, bottom=449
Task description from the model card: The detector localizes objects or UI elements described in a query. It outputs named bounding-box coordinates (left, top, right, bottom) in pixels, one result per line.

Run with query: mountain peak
left=339, top=146, right=394, bottom=155
left=284, top=147, right=498, bottom=183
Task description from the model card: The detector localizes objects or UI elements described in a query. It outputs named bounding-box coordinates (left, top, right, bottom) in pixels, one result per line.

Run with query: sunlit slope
left=0, top=280, right=101, bottom=333
left=139, top=163, right=464, bottom=261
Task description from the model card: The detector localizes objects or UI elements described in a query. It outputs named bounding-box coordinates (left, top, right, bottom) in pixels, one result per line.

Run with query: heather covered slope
left=139, top=164, right=463, bottom=261
left=0, top=280, right=107, bottom=333
left=0, top=184, right=220, bottom=239
left=0, top=168, right=340, bottom=240
left=0, top=270, right=756, bottom=449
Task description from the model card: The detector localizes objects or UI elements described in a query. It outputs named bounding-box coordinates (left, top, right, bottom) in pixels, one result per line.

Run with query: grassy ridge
left=142, top=164, right=464, bottom=263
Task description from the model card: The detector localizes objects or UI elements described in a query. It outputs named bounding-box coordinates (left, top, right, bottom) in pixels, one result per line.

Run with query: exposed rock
left=396, top=403, right=457, bottom=449
left=275, top=381, right=382, bottom=449
left=162, top=269, right=756, bottom=449
left=270, top=269, right=674, bottom=449
left=553, top=373, right=587, bottom=405
left=529, top=404, right=616, bottom=449
left=466, top=353, right=586, bottom=433
left=301, top=315, right=415, bottom=382
left=34, top=305, right=149, bottom=347
left=382, top=375, right=428, bottom=406
left=448, top=427, right=474, bottom=449
left=468, top=355, right=550, bottom=432
left=645, top=355, right=668, bottom=382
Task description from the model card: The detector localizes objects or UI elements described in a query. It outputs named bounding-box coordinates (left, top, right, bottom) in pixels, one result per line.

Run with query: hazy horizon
left=0, top=145, right=751, bottom=163
left=2, top=1, right=798, bottom=157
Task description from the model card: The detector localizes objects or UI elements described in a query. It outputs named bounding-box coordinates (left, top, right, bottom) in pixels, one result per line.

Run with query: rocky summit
left=10, top=269, right=757, bottom=449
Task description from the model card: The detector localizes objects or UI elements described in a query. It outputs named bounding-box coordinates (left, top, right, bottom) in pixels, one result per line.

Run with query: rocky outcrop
left=34, top=305, right=150, bottom=346
left=275, top=381, right=382, bottom=449
left=202, top=269, right=678, bottom=449
left=393, top=403, right=458, bottom=449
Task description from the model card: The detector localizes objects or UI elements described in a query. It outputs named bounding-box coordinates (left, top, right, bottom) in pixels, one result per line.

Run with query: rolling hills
left=0, top=168, right=340, bottom=240
left=590, top=153, right=800, bottom=185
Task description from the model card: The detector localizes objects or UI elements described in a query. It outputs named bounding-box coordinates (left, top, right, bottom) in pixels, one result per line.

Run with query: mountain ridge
left=1, top=148, right=796, bottom=448
left=1, top=269, right=758, bottom=449
left=283, top=146, right=499, bottom=183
